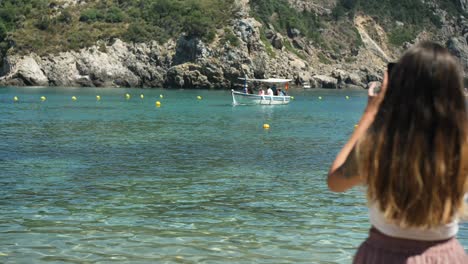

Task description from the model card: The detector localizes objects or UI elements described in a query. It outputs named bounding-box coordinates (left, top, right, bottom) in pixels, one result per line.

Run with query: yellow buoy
left=318, top=96, right=322, bottom=100
left=291, top=96, right=295, bottom=100
left=40, top=96, right=46, bottom=102
left=197, top=96, right=202, bottom=100
left=125, top=93, right=131, bottom=100
left=155, top=101, right=161, bottom=107
left=96, top=95, right=101, bottom=101
left=160, top=94, right=164, bottom=98
left=13, top=96, right=19, bottom=102
left=72, top=96, right=77, bottom=101
left=140, top=94, right=144, bottom=99
left=346, top=96, right=350, bottom=99
left=354, top=124, right=359, bottom=128
left=263, top=124, right=270, bottom=129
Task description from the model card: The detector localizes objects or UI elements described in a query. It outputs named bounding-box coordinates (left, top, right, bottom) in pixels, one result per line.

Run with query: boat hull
left=231, top=90, right=290, bottom=105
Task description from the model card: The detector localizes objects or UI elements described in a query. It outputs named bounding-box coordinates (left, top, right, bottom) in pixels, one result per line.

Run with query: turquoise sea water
left=0, top=87, right=466, bottom=264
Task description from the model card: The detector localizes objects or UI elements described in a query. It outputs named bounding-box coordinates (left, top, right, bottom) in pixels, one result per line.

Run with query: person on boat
left=266, top=86, right=274, bottom=96
left=258, top=89, right=265, bottom=95
left=277, top=88, right=286, bottom=96
left=328, top=42, right=468, bottom=263
left=272, top=84, right=277, bottom=95
left=243, top=85, right=248, bottom=94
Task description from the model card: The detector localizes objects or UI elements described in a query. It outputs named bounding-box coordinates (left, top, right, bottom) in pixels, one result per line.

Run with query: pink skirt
left=353, top=228, right=468, bottom=264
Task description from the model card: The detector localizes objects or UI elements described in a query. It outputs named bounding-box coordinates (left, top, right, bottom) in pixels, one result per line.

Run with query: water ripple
left=0, top=87, right=466, bottom=263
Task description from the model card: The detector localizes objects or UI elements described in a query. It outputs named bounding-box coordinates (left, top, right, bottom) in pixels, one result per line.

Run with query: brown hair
left=357, top=42, right=468, bottom=228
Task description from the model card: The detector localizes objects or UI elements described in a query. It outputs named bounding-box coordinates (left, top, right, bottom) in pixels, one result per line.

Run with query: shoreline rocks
left=0, top=33, right=380, bottom=90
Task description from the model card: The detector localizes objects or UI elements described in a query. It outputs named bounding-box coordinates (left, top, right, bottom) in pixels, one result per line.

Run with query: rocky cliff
left=0, top=0, right=467, bottom=89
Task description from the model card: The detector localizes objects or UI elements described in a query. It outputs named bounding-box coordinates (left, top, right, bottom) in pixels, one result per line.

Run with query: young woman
left=328, top=42, right=468, bottom=263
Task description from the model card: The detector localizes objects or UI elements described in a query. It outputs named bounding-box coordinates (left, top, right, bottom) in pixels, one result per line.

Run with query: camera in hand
left=387, top=62, right=396, bottom=74
left=369, top=62, right=396, bottom=95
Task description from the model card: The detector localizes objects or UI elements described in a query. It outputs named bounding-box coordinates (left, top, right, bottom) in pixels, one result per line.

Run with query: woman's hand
left=365, top=72, right=388, bottom=117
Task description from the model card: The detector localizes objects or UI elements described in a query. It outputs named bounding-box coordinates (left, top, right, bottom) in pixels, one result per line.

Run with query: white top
left=369, top=203, right=459, bottom=241
left=266, top=88, right=274, bottom=96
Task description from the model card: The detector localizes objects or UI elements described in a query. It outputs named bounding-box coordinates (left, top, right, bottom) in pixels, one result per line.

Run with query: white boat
left=232, top=77, right=292, bottom=105
left=231, top=90, right=291, bottom=105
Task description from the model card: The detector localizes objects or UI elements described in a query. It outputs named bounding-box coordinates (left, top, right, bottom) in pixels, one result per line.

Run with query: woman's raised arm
left=327, top=74, right=388, bottom=192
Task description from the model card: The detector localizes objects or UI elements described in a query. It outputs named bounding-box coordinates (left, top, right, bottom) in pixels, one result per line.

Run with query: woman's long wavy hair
left=358, top=42, right=468, bottom=228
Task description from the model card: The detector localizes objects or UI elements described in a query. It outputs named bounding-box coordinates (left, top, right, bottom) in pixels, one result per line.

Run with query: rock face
left=447, top=37, right=468, bottom=75
left=166, top=63, right=211, bottom=89
left=458, top=0, right=468, bottom=11
left=13, top=56, right=48, bottom=86
left=312, top=75, right=338, bottom=88
left=0, top=1, right=467, bottom=89
left=0, top=39, right=171, bottom=88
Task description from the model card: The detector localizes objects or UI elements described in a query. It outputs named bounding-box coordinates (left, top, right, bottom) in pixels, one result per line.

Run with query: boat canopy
left=238, top=77, right=292, bottom=83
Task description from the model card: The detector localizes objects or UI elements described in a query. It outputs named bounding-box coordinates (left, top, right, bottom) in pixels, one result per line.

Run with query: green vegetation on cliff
left=335, top=0, right=438, bottom=25
left=0, top=0, right=463, bottom=61
left=250, top=0, right=363, bottom=60
left=333, top=0, right=463, bottom=46
left=250, top=0, right=322, bottom=43
left=0, top=0, right=234, bottom=58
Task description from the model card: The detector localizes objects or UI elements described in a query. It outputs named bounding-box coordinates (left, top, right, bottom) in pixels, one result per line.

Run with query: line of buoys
left=155, top=101, right=161, bottom=107
left=263, top=124, right=270, bottom=129
left=9, top=93, right=355, bottom=105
